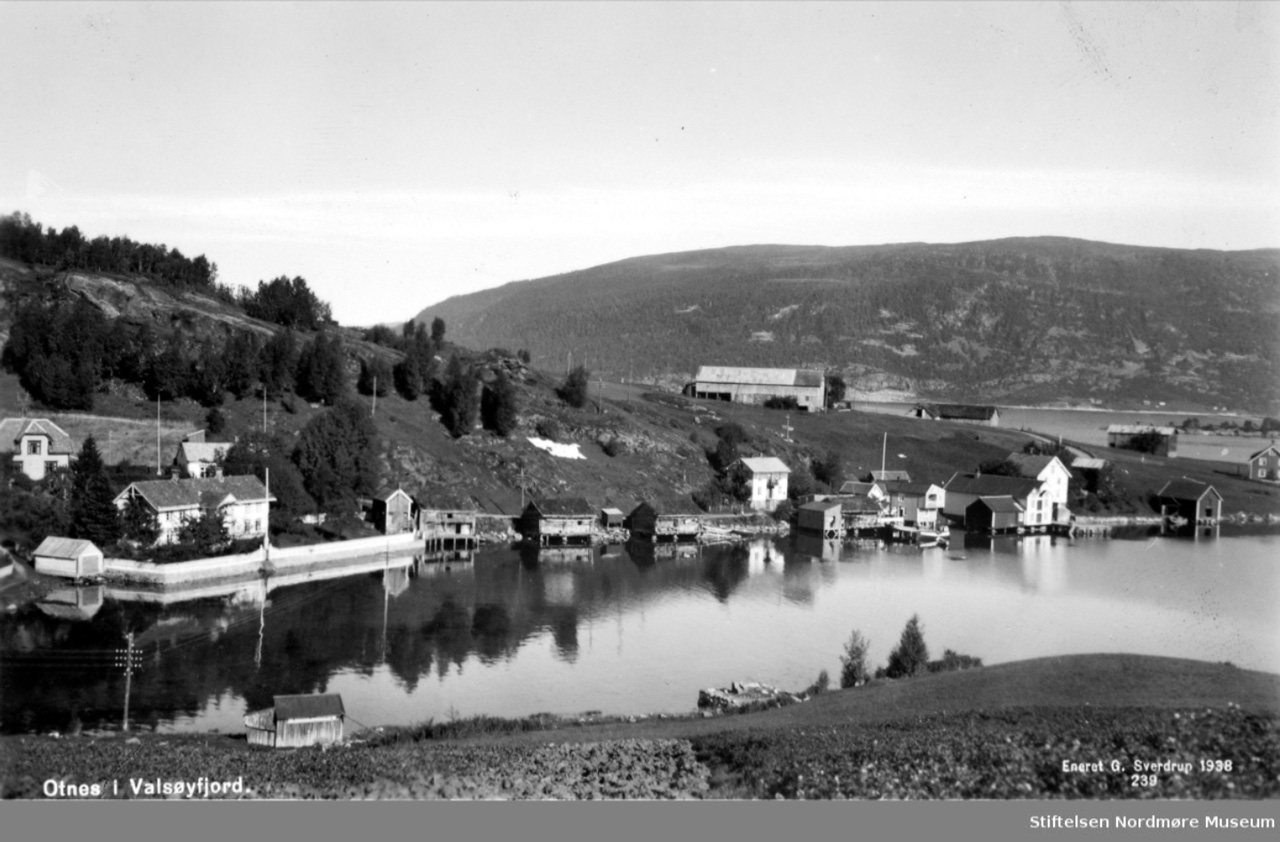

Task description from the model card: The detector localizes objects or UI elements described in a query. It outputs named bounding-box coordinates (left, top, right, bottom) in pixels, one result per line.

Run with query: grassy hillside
left=415, top=238, right=1280, bottom=413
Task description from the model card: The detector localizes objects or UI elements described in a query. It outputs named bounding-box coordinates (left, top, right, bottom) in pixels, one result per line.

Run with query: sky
left=2, top=1, right=1277, bottom=326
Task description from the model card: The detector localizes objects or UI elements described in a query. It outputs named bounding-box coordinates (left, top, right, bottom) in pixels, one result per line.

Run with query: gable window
left=27, top=440, right=42, bottom=455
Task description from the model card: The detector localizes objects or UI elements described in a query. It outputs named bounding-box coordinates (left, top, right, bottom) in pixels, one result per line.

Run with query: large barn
left=687, top=367, right=826, bottom=411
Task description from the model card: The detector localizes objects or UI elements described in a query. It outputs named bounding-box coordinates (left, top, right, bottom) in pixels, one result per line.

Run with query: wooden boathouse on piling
left=796, top=500, right=844, bottom=538
left=519, top=497, right=595, bottom=546
left=626, top=495, right=704, bottom=542
left=417, top=493, right=479, bottom=552
left=244, top=694, right=345, bottom=749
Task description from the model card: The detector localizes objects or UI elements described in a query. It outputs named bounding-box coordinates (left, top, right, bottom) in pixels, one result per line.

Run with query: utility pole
left=118, top=632, right=140, bottom=732
left=263, top=387, right=268, bottom=434
left=156, top=396, right=161, bottom=475
left=372, top=376, right=377, bottom=417
left=782, top=413, right=793, bottom=443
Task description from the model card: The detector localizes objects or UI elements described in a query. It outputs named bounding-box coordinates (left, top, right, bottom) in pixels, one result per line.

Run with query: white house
left=1004, top=453, right=1072, bottom=523
left=3, top=418, right=75, bottom=481
left=114, top=475, right=274, bottom=545
left=730, top=457, right=791, bottom=512
left=173, top=441, right=231, bottom=478
left=942, top=473, right=1055, bottom=529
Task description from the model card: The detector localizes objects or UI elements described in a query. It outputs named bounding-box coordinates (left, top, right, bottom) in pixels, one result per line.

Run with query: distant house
left=113, top=475, right=275, bottom=546
left=1004, top=453, right=1072, bottom=523
left=965, top=497, right=1023, bottom=533
left=4, top=418, right=74, bottom=481
left=1070, top=456, right=1109, bottom=495
left=371, top=488, right=415, bottom=534
left=874, top=480, right=945, bottom=529
left=867, top=469, right=911, bottom=483
left=519, top=497, right=595, bottom=545
left=173, top=441, right=231, bottom=479
left=912, top=404, right=1001, bottom=427
left=1106, top=425, right=1178, bottom=457
left=417, top=493, right=479, bottom=551
left=729, top=457, right=791, bottom=512
left=688, top=366, right=826, bottom=412
left=1155, top=480, right=1223, bottom=523
left=32, top=537, right=104, bottom=579
left=600, top=507, right=626, bottom=528
left=942, top=472, right=1053, bottom=528
left=1247, top=443, right=1279, bottom=481
left=627, top=496, right=703, bottom=542
left=245, top=694, right=345, bottom=749
left=796, top=500, right=843, bottom=537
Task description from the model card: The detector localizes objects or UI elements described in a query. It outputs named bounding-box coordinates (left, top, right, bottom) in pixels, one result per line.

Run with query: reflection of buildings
left=791, top=533, right=843, bottom=563
left=746, top=539, right=782, bottom=574
left=36, top=586, right=104, bottom=621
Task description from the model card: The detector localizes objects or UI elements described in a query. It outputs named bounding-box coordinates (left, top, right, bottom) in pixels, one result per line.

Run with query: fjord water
left=2, top=529, right=1276, bottom=735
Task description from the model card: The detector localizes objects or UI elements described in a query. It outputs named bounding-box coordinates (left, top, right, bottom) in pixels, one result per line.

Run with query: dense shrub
left=839, top=629, right=871, bottom=688
left=535, top=418, right=563, bottom=441
left=883, top=614, right=930, bottom=679
left=763, top=396, right=799, bottom=410
left=557, top=365, right=591, bottom=408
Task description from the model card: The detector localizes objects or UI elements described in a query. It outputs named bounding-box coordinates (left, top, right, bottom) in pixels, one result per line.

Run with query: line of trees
left=1, top=211, right=221, bottom=292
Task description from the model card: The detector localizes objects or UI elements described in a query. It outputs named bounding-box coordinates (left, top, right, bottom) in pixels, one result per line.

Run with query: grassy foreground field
left=3, top=655, right=1277, bottom=800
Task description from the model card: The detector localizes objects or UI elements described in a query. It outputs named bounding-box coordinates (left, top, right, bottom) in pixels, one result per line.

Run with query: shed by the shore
left=32, top=537, right=104, bottom=580
left=245, top=694, right=345, bottom=748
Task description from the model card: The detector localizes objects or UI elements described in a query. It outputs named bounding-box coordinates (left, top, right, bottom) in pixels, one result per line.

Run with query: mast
left=881, top=432, right=887, bottom=475
left=156, top=396, right=161, bottom=475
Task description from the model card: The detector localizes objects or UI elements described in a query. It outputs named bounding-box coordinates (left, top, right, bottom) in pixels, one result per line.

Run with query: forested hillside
left=415, top=238, right=1280, bottom=412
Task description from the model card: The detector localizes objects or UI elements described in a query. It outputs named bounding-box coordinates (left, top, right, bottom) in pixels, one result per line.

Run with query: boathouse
left=417, top=493, right=479, bottom=551
left=627, top=496, right=703, bottom=542
left=244, top=694, right=345, bottom=749
left=519, top=497, right=595, bottom=545
left=796, top=500, right=843, bottom=538
left=965, top=497, right=1023, bottom=533
left=1155, top=480, right=1223, bottom=524
left=600, top=507, right=626, bottom=529
left=942, top=473, right=1055, bottom=529
left=32, top=537, right=104, bottom=579
left=371, top=487, right=415, bottom=534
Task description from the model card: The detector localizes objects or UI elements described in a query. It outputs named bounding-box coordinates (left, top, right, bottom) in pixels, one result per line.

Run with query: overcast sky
left=2, top=2, right=1277, bottom=326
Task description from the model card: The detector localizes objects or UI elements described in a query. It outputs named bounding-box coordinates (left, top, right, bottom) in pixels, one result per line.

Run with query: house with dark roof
left=1246, top=442, right=1279, bottom=482
left=796, top=500, right=843, bottom=538
left=942, top=472, right=1051, bottom=528
left=1155, top=480, right=1223, bottom=523
left=1106, top=424, right=1178, bottom=457
left=688, top=366, right=826, bottom=412
left=417, top=492, right=479, bottom=550
left=4, top=418, right=75, bottom=481
left=873, top=480, right=946, bottom=529
left=912, top=404, right=1001, bottom=426
left=965, top=496, right=1024, bottom=533
left=518, top=497, right=595, bottom=545
left=113, top=475, right=275, bottom=545
left=627, top=496, right=703, bottom=542
left=867, top=469, right=911, bottom=483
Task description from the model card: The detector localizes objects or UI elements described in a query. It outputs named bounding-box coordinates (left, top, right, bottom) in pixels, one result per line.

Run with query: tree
left=812, top=449, right=844, bottom=489
left=295, top=332, right=347, bottom=405
left=69, top=437, right=121, bottom=546
left=223, top=331, right=261, bottom=399
left=825, top=373, right=847, bottom=408
left=259, top=329, right=298, bottom=395
left=840, top=629, right=871, bottom=688
left=440, top=355, right=480, bottom=437
left=481, top=370, right=520, bottom=437
left=120, top=493, right=159, bottom=545
left=222, top=432, right=315, bottom=519
left=393, top=352, right=423, bottom=400
left=357, top=355, right=392, bottom=397
left=239, top=275, right=332, bottom=329
left=884, top=614, right=929, bottom=679
left=292, top=400, right=381, bottom=512
left=178, top=506, right=230, bottom=555
left=431, top=316, right=446, bottom=345
left=206, top=407, right=227, bottom=436
left=557, top=365, right=591, bottom=408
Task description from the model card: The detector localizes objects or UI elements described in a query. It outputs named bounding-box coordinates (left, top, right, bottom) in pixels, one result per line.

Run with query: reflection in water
left=1, top=531, right=1276, bottom=734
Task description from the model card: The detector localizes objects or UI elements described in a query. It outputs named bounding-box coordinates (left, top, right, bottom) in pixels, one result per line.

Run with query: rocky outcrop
left=697, top=681, right=806, bottom=712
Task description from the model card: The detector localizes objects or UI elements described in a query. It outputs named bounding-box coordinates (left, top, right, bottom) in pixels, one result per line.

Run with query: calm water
left=2, top=530, right=1276, bottom=736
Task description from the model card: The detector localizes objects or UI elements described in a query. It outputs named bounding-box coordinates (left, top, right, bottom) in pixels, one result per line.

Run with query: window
left=45, top=461, right=57, bottom=475
left=27, top=439, right=41, bottom=455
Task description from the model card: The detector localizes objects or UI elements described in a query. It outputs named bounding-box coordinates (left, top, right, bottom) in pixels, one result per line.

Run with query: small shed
left=1155, top=481, right=1223, bottom=523
left=245, top=694, right=345, bottom=748
left=371, top=488, right=415, bottom=534
left=32, top=537, right=105, bottom=579
left=519, top=497, right=595, bottom=545
left=965, top=496, right=1023, bottom=533
left=1247, top=443, right=1279, bottom=482
left=600, top=507, right=625, bottom=528
left=796, top=500, right=843, bottom=538
left=417, top=493, right=479, bottom=551
left=627, top=496, right=704, bottom=542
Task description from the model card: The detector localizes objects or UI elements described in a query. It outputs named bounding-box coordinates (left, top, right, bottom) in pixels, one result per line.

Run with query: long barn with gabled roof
left=687, top=366, right=826, bottom=411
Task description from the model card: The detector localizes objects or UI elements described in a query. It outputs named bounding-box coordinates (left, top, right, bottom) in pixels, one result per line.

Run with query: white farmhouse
left=114, top=475, right=275, bottom=545
left=730, top=457, right=791, bottom=512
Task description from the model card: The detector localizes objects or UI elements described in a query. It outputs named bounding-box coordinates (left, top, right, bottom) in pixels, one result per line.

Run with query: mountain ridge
left=415, top=237, right=1280, bottom=413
